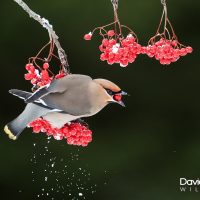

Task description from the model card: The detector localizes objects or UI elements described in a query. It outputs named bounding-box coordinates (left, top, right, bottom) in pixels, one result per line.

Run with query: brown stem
left=165, top=27, right=171, bottom=40
left=156, top=9, right=165, bottom=34
left=29, top=57, right=45, bottom=63
left=121, top=25, right=138, bottom=42
left=166, top=18, right=177, bottom=40
left=46, top=40, right=55, bottom=62
left=51, top=53, right=60, bottom=60
left=91, top=21, right=118, bottom=35
left=32, top=59, right=42, bottom=71
left=163, top=4, right=168, bottom=34
left=34, top=42, right=51, bottom=60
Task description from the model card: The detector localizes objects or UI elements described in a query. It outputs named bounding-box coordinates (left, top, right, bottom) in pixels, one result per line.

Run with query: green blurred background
left=0, top=0, right=200, bottom=199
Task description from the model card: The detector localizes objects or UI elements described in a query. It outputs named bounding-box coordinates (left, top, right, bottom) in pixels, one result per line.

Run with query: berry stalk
left=13, top=0, right=70, bottom=73
left=84, top=0, right=140, bottom=67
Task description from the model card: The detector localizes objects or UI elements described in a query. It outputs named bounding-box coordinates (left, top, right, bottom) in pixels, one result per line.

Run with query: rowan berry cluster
left=28, top=119, right=92, bottom=147
left=84, top=29, right=141, bottom=67
left=84, top=30, right=193, bottom=67
left=84, top=0, right=193, bottom=67
left=25, top=63, right=66, bottom=87
left=25, top=63, right=52, bottom=87
left=142, top=1, right=193, bottom=65
left=99, top=33, right=141, bottom=67
left=142, top=38, right=193, bottom=65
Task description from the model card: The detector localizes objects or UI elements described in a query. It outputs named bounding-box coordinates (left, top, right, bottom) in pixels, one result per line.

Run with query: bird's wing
left=9, top=89, right=32, bottom=100
left=25, top=74, right=92, bottom=104
left=25, top=81, right=62, bottom=103
left=32, top=102, right=63, bottom=112
left=9, top=89, right=63, bottom=112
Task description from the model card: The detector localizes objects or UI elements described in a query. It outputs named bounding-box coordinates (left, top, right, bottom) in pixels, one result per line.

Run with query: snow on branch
left=13, top=0, right=70, bottom=73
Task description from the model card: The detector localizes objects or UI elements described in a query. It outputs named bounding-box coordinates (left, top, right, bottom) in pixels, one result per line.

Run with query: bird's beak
left=121, top=91, right=129, bottom=96
left=117, top=100, right=126, bottom=107
left=108, top=99, right=126, bottom=107
left=117, top=91, right=128, bottom=107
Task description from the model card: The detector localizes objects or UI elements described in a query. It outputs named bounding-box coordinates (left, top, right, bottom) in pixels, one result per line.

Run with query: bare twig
left=13, top=0, right=70, bottom=73
left=111, top=0, right=119, bottom=10
left=161, top=0, right=166, bottom=6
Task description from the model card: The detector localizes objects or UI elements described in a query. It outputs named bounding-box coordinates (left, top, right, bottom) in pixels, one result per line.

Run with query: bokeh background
left=0, top=0, right=200, bottom=199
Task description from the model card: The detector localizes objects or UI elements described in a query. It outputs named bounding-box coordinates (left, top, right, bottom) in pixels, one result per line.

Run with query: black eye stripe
left=106, top=89, right=113, bottom=95
left=106, top=89, right=121, bottom=95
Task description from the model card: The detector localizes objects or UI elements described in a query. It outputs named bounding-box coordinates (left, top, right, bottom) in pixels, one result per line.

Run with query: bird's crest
left=94, top=79, right=121, bottom=92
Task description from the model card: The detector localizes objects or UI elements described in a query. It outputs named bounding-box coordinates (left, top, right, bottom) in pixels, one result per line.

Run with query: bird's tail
left=9, top=89, right=32, bottom=100
left=4, top=119, right=27, bottom=140
left=4, top=103, right=52, bottom=140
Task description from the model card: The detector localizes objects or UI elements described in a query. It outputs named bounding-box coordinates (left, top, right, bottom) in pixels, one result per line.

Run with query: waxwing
left=4, top=74, right=127, bottom=140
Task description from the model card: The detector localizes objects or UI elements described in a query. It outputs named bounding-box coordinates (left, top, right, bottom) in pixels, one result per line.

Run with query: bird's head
left=94, top=78, right=128, bottom=107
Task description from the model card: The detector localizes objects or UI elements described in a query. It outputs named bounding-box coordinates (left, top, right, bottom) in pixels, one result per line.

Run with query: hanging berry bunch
left=84, top=0, right=141, bottom=67
left=28, top=119, right=92, bottom=147
left=24, top=39, right=93, bottom=147
left=142, top=0, right=193, bottom=65
left=24, top=41, right=67, bottom=90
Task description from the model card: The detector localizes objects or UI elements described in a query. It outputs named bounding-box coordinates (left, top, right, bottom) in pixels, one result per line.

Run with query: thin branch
left=13, top=0, right=70, bottom=73
left=161, top=0, right=166, bottom=6
left=111, top=0, right=119, bottom=10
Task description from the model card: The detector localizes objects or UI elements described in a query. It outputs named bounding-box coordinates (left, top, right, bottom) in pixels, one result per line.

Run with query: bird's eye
left=113, top=94, right=122, bottom=102
left=106, top=89, right=113, bottom=95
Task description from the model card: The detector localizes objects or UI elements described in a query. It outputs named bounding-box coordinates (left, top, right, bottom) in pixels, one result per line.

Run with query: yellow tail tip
left=4, top=125, right=17, bottom=140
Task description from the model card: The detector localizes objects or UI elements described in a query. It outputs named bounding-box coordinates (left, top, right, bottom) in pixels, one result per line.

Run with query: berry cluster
left=142, top=38, right=193, bottom=65
left=85, top=31, right=193, bottom=67
left=98, top=33, right=141, bottom=67
left=25, top=63, right=66, bottom=87
left=24, top=62, right=92, bottom=147
left=28, top=119, right=92, bottom=147
left=25, top=63, right=52, bottom=87
left=84, top=1, right=193, bottom=67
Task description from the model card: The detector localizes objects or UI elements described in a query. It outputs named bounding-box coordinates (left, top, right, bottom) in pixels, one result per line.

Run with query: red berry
left=186, top=46, right=193, bottom=53
left=171, top=40, right=177, bottom=47
left=107, top=30, right=115, bottom=37
left=109, top=39, right=116, bottom=45
left=41, top=70, right=50, bottom=80
left=24, top=73, right=34, bottom=80
left=102, top=39, right=109, bottom=46
left=84, top=32, right=92, bottom=40
left=43, top=62, right=49, bottom=69
left=113, top=94, right=122, bottom=101
left=25, top=63, right=35, bottom=72
left=55, top=72, right=66, bottom=79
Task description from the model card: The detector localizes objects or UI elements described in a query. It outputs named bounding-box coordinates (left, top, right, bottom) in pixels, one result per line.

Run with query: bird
left=4, top=74, right=127, bottom=140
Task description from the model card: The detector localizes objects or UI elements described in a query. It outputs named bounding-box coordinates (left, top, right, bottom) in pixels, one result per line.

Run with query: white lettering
left=188, top=180, right=193, bottom=186
left=193, top=179, right=200, bottom=185
left=180, top=187, right=186, bottom=192
left=180, top=178, right=200, bottom=186
left=180, top=178, right=187, bottom=185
